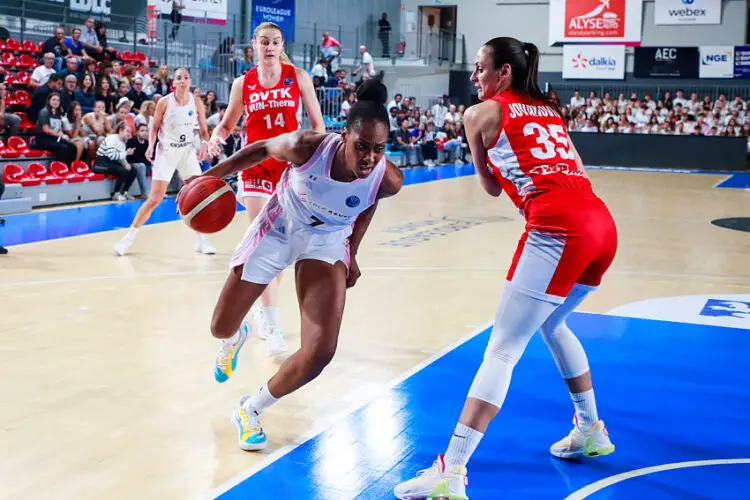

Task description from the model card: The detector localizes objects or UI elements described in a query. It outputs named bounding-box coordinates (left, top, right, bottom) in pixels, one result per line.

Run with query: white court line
left=208, top=320, right=494, bottom=499
left=565, top=459, right=750, bottom=500
left=3, top=266, right=750, bottom=288
left=4, top=172, right=477, bottom=249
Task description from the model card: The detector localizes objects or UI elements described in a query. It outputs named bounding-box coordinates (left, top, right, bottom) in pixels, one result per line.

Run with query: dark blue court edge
left=0, top=163, right=477, bottom=248
left=216, top=313, right=750, bottom=500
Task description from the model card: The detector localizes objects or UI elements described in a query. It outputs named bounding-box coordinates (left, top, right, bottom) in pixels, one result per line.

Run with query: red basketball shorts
left=506, top=190, right=618, bottom=304
left=238, top=158, right=288, bottom=200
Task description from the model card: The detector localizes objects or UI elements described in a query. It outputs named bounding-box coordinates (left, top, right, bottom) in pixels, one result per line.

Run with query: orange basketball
left=178, top=176, right=236, bottom=234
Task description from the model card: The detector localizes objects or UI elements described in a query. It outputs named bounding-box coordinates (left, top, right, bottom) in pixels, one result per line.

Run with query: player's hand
left=145, top=145, right=154, bottom=162
left=198, top=141, right=210, bottom=162
left=346, top=256, right=361, bottom=289
left=207, top=136, right=225, bottom=158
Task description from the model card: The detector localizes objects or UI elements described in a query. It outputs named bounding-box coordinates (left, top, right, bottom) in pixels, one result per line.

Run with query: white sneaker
left=394, top=454, right=468, bottom=500
left=264, top=327, right=288, bottom=357
left=550, top=416, right=615, bottom=460
left=112, top=193, right=126, bottom=201
left=194, top=235, right=216, bottom=255
left=251, top=304, right=268, bottom=339
left=113, top=234, right=134, bottom=256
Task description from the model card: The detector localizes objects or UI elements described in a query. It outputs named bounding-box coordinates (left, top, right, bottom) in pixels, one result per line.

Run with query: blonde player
left=113, top=68, right=215, bottom=256
left=208, top=21, right=325, bottom=356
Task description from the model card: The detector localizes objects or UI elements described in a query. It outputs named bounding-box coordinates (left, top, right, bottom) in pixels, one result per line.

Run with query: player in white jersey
left=198, top=76, right=403, bottom=451
left=113, top=67, right=215, bottom=256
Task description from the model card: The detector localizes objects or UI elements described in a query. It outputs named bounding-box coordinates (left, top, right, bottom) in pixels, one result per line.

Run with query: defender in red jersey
left=395, top=38, right=617, bottom=500
left=208, top=22, right=325, bottom=357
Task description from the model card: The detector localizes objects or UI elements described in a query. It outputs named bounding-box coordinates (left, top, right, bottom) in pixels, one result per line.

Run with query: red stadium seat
left=21, top=40, right=40, bottom=54
left=7, top=136, right=29, bottom=153
left=16, top=71, right=30, bottom=86
left=71, top=160, right=105, bottom=181
left=122, top=50, right=136, bottom=62
left=135, top=51, right=147, bottom=62
left=27, top=162, right=65, bottom=184
left=2, top=163, right=42, bottom=187
left=0, top=40, right=5, bottom=52
left=3, top=73, right=16, bottom=87
left=16, top=54, right=36, bottom=69
left=49, top=161, right=84, bottom=183
left=2, top=53, right=18, bottom=68
left=3, top=38, right=21, bottom=53
left=13, top=90, right=31, bottom=106
left=15, top=112, right=36, bottom=132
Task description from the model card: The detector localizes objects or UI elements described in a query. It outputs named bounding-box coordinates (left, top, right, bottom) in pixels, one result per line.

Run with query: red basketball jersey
left=240, top=63, right=301, bottom=191
left=486, top=90, right=591, bottom=211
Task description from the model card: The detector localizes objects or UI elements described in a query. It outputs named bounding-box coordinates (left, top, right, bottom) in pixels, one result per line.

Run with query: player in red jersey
left=395, top=37, right=618, bottom=500
left=208, top=22, right=325, bottom=357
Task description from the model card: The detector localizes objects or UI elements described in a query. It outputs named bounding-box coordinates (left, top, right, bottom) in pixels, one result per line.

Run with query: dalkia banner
left=549, top=0, right=644, bottom=45
left=562, top=45, right=626, bottom=79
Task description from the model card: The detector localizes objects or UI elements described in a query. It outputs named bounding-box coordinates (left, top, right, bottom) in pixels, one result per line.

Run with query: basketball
left=178, top=176, right=236, bottom=234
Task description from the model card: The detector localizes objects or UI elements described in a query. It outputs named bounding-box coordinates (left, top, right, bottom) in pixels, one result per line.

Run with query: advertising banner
left=633, top=47, right=699, bottom=78
left=699, top=46, right=735, bottom=78
left=563, top=45, right=626, bottom=79
left=733, top=46, right=750, bottom=78
left=549, top=0, right=644, bottom=45
left=251, top=0, right=295, bottom=42
left=654, top=0, right=721, bottom=25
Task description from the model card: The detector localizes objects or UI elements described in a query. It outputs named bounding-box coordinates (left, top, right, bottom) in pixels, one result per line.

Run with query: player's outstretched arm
left=463, top=101, right=504, bottom=197
left=203, top=130, right=326, bottom=180
left=345, top=161, right=403, bottom=288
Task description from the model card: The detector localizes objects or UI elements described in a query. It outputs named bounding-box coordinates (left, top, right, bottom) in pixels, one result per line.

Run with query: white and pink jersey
left=158, top=92, right=198, bottom=150
left=276, top=133, right=386, bottom=233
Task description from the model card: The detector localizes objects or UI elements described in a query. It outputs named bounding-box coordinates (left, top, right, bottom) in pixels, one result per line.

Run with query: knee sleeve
left=467, top=283, right=557, bottom=407
left=539, top=284, right=593, bottom=379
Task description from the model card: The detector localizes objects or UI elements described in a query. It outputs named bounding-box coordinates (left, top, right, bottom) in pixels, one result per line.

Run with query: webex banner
left=654, top=0, right=721, bottom=25
left=633, top=47, right=699, bottom=78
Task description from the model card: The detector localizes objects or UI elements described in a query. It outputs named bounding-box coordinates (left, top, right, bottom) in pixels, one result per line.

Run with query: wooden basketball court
left=1, top=168, right=748, bottom=499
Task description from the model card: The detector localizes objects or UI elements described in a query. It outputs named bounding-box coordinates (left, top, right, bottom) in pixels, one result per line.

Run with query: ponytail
left=485, top=37, right=557, bottom=112
left=280, top=51, right=292, bottom=65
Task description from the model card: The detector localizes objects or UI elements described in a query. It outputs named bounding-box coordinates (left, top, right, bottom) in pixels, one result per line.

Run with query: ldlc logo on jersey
left=699, top=299, right=750, bottom=320
left=345, top=196, right=360, bottom=208
left=565, top=0, right=624, bottom=38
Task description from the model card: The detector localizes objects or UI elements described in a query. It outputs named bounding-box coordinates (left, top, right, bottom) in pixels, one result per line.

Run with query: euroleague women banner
left=548, top=0, right=644, bottom=46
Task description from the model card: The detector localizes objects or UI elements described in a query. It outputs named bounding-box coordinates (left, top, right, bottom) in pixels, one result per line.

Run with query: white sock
left=243, top=382, right=279, bottom=415
left=127, top=226, right=139, bottom=238
left=262, top=306, right=279, bottom=330
left=571, top=389, right=598, bottom=429
left=444, top=423, right=483, bottom=470
left=224, top=330, right=240, bottom=345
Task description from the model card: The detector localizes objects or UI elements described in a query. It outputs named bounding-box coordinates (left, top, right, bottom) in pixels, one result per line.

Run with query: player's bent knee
left=210, top=313, right=236, bottom=339
left=301, top=339, right=338, bottom=373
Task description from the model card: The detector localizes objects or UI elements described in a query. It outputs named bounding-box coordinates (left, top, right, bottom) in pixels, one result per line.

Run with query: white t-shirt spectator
left=570, top=95, right=585, bottom=108
left=31, top=66, right=57, bottom=87
left=361, top=51, right=375, bottom=76
left=311, top=63, right=327, bottom=79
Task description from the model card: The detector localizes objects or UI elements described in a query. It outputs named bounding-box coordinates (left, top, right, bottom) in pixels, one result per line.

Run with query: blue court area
left=0, top=163, right=477, bottom=248
left=216, top=313, right=750, bottom=500
left=715, top=173, right=750, bottom=189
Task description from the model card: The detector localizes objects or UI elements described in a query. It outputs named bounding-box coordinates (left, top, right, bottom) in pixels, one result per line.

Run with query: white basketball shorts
left=152, top=142, right=202, bottom=182
left=228, top=195, right=351, bottom=284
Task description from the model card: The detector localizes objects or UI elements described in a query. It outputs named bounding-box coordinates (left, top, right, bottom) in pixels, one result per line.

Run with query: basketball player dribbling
left=113, top=68, right=215, bottom=256
left=201, top=76, right=403, bottom=451
left=394, top=38, right=618, bottom=500
left=208, top=21, right=325, bottom=356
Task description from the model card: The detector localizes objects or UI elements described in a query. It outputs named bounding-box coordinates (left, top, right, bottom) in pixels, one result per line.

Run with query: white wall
left=399, top=0, right=747, bottom=72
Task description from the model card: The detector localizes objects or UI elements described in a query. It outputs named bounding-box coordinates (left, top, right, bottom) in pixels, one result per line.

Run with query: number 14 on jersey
left=263, top=113, right=286, bottom=129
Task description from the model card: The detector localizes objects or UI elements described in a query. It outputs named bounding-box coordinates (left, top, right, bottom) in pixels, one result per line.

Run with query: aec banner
left=734, top=46, right=750, bottom=78
left=633, top=47, right=699, bottom=78
left=251, top=0, right=295, bottom=42
left=549, top=0, right=644, bottom=45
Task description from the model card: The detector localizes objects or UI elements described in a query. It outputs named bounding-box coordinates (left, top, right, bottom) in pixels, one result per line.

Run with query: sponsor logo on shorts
left=243, top=178, right=274, bottom=193
left=345, top=195, right=360, bottom=208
